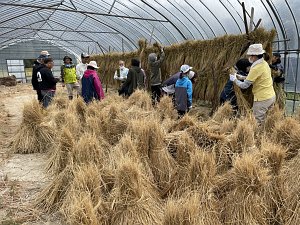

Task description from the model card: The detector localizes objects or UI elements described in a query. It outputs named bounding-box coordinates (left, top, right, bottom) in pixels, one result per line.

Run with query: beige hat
left=247, top=44, right=265, bottom=55
left=87, top=61, right=99, bottom=69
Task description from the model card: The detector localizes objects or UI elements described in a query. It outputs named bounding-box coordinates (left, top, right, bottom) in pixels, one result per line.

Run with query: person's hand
left=188, top=105, right=192, bottom=109
left=161, top=47, right=164, bottom=52
left=229, top=73, right=237, bottom=82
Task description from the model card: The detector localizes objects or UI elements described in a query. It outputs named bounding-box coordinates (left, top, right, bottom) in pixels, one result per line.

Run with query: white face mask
left=120, top=66, right=125, bottom=70
left=248, top=57, right=254, bottom=64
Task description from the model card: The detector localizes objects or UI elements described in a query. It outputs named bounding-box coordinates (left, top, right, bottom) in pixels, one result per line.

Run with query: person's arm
left=76, top=64, right=81, bottom=80
left=114, top=70, right=119, bottom=80
left=157, top=49, right=165, bottom=66
left=45, top=69, right=59, bottom=86
left=187, top=80, right=193, bottom=107
left=93, top=74, right=105, bottom=100
left=235, top=79, right=253, bottom=89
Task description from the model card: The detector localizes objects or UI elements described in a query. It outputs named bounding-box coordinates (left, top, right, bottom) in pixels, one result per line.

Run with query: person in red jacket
left=81, top=61, right=105, bottom=104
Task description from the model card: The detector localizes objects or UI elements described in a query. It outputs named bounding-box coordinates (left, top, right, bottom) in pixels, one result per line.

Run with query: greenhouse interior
left=0, top=0, right=300, bottom=225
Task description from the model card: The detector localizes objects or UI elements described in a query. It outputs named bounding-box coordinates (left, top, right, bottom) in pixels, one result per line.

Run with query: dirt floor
left=0, top=84, right=212, bottom=225
left=0, top=84, right=62, bottom=225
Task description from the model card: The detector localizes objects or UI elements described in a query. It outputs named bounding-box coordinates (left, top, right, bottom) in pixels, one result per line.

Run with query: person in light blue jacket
left=175, top=65, right=193, bottom=117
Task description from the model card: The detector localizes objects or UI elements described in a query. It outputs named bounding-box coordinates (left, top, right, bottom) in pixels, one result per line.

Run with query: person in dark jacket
left=175, top=65, right=193, bottom=117
left=220, top=59, right=252, bottom=112
left=81, top=61, right=105, bottom=104
left=119, top=58, right=145, bottom=96
left=32, top=51, right=50, bottom=103
left=148, top=47, right=165, bottom=104
left=37, top=58, right=59, bottom=108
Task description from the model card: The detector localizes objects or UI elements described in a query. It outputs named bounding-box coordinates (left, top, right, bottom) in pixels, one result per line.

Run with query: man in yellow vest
left=61, top=56, right=79, bottom=100
left=230, top=44, right=276, bottom=124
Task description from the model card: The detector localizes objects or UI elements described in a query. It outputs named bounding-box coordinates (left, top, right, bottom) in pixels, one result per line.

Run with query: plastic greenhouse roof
left=0, top=0, right=299, bottom=57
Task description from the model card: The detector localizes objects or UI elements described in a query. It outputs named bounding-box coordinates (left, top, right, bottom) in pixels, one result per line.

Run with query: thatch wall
left=91, top=28, right=276, bottom=110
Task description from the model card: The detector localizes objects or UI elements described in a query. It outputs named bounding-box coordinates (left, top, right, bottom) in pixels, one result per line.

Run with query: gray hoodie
left=148, top=51, right=165, bottom=86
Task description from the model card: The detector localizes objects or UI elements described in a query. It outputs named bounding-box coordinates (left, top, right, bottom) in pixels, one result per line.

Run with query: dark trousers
left=151, top=85, right=161, bottom=104
left=41, top=90, right=55, bottom=108
left=36, top=89, right=43, bottom=103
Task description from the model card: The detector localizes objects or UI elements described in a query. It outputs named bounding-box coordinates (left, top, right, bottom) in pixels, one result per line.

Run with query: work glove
left=229, top=73, right=237, bottom=82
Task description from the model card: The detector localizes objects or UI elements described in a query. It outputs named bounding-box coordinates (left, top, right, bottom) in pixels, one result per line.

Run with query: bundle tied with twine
left=219, top=153, right=271, bottom=225
left=11, top=100, right=56, bottom=154
left=109, top=156, right=163, bottom=225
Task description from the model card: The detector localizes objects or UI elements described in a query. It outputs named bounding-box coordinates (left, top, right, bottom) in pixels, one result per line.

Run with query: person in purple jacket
left=81, top=61, right=105, bottom=104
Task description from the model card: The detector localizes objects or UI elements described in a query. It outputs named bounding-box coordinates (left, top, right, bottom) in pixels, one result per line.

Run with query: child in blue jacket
left=175, top=65, right=193, bottom=117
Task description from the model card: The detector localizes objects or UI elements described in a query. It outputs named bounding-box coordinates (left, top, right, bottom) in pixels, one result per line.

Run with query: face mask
left=65, top=64, right=71, bottom=68
left=119, top=66, right=125, bottom=70
left=248, top=57, right=254, bottom=64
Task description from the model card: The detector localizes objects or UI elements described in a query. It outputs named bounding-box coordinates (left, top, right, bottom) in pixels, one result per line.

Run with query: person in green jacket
left=61, top=56, right=79, bottom=100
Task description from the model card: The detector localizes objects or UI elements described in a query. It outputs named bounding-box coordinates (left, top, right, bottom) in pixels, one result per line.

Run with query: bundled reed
left=169, top=114, right=197, bottom=132
left=211, top=102, right=234, bottom=123
left=156, top=95, right=177, bottom=120
left=11, top=100, right=56, bottom=154
left=109, top=156, right=163, bottom=225
left=127, top=90, right=153, bottom=111
left=220, top=153, right=270, bottom=225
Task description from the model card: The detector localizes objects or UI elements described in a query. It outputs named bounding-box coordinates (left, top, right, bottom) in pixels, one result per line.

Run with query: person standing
left=175, top=65, right=193, bottom=117
left=148, top=46, right=165, bottom=104
left=119, top=59, right=145, bottom=97
left=32, top=51, right=50, bottom=103
left=61, top=56, right=79, bottom=100
left=76, top=53, right=90, bottom=80
left=230, top=44, right=276, bottom=124
left=81, top=61, right=105, bottom=104
left=37, top=58, right=59, bottom=108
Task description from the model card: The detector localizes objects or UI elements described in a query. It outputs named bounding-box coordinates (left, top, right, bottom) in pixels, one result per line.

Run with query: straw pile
left=11, top=100, right=56, bottom=153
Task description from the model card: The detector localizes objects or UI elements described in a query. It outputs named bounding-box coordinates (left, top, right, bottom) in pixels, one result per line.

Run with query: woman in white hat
left=81, top=61, right=105, bottom=103
left=230, top=43, right=276, bottom=124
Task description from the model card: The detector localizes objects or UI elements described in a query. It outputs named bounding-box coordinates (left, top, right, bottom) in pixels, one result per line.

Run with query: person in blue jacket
left=175, top=65, right=193, bottom=117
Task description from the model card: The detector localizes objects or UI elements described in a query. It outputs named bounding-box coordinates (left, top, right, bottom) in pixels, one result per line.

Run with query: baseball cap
left=81, top=53, right=90, bottom=58
left=180, top=64, right=193, bottom=73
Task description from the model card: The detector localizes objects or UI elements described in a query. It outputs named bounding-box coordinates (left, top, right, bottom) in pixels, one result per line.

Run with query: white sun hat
left=187, top=71, right=195, bottom=79
left=180, top=64, right=193, bottom=73
left=247, top=44, right=265, bottom=55
left=87, top=61, right=99, bottom=69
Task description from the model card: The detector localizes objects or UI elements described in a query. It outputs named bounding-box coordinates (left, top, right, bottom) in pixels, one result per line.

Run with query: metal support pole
left=108, top=0, right=117, bottom=14
left=249, top=7, right=254, bottom=32
left=149, top=26, right=155, bottom=45
left=122, top=38, right=124, bottom=53
left=242, top=2, right=249, bottom=34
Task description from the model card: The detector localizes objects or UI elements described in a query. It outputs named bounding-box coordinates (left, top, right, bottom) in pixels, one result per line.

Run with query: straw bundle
left=264, top=105, right=284, bottom=133
left=46, top=128, right=75, bottom=175
left=280, top=153, right=300, bottom=225
left=61, top=164, right=109, bottom=225
left=169, top=114, right=197, bottom=132
left=156, top=95, right=177, bottom=120
left=109, top=156, right=163, bottom=225
left=230, top=118, right=256, bottom=153
left=186, top=124, right=225, bottom=150
left=164, top=131, right=197, bottom=166
left=211, top=102, right=234, bottom=123
left=163, top=192, right=221, bottom=225
left=68, top=97, right=87, bottom=123
left=127, top=90, right=153, bottom=111
left=11, top=100, right=56, bottom=154
left=220, top=153, right=270, bottom=225
left=260, top=140, right=286, bottom=225
left=274, top=117, right=300, bottom=159
left=35, top=165, right=74, bottom=212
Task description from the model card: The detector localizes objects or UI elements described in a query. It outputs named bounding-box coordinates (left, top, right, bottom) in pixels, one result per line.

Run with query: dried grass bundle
left=164, top=131, right=197, bottom=166
left=220, top=153, right=270, bottom=225
left=212, top=102, right=234, bottom=123
left=274, top=117, right=300, bottom=159
left=259, top=140, right=286, bottom=225
left=280, top=153, right=300, bottom=225
left=186, top=124, right=225, bottom=150
left=230, top=118, right=256, bottom=153
left=68, top=97, right=87, bottom=122
left=169, top=114, right=197, bottom=132
left=109, top=156, right=163, bottom=225
left=163, top=192, right=221, bottom=225
left=264, top=104, right=284, bottom=133
left=127, top=90, right=153, bottom=111
left=11, top=100, right=56, bottom=153
left=61, top=164, right=109, bottom=225
left=46, top=128, right=74, bottom=175
left=35, top=165, right=74, bottom=212
left=156, top=95, right=177, bottom=120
